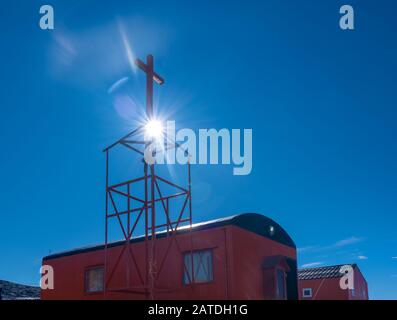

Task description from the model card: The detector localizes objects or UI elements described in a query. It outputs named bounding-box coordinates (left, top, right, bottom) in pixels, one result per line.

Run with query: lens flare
left=145, top=119, right=163, bottom=139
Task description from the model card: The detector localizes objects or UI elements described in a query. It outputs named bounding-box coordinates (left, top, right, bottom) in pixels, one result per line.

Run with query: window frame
left=182, top=249, right=214, bottom=286
left=84, top=265, right=104, bottom=294
left=275, top=268, right=287, bottom=300
left=302, top=287, right=313, bottom=298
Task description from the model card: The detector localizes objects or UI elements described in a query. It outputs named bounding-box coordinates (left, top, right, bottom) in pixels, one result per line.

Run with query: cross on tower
left=135, top=54, right=164, bottom=118
left=103, top=54, right=193, bottom=300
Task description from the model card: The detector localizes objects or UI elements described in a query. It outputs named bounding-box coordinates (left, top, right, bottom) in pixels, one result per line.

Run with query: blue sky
left=0, top=0, right=396, bottom=299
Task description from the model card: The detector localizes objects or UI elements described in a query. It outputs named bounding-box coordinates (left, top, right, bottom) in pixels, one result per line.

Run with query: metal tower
left=103, top=55, right=193, bottom=299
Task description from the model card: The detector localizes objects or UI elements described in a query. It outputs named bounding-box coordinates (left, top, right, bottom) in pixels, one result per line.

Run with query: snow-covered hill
left=0, top=280, right=40, bottom=300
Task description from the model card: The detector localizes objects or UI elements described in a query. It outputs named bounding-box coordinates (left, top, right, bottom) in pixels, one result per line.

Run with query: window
left=276, top=269, right=286, bottom=299
left=183, top=250, right=213, bottom=284
left=303, top=288, right=312, bottom=298
left=85, top=266, right=104, bottom=293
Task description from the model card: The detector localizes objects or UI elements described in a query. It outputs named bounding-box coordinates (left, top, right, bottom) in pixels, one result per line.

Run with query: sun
left=144, top=119, right=164, bottom=139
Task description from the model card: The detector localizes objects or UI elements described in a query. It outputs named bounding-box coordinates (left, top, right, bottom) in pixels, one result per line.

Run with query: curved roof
left=43, top=213, right=295, bottom=261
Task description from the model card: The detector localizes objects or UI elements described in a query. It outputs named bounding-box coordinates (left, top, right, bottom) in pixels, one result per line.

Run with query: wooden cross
left=135, top=54, right=164, bottom=118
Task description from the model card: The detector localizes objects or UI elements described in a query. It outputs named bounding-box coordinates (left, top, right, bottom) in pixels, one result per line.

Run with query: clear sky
left=0, top=0, right=396, bottom=299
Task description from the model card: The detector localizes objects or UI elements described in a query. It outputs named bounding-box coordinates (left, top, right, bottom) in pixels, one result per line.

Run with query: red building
left=41, top=213, right=298, bottom=300
left=298, top=264, right=369, bottom=300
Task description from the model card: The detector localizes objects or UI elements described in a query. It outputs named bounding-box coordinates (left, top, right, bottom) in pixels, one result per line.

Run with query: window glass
left=276, top=269, right=286, bottom=299
left=183, top=250, right=213, bottom=284
left=85, top=267, right=104, bottom=292
left=303, top=288, right=312, bottom=297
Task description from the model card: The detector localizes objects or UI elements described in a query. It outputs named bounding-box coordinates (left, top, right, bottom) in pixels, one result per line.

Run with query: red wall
left=350, top=266, right=369, bottom=300
left=228, top=226, right=296, bottom=299
left=41, top=225, right=296, bottom=300
left=298, top=266, right=368, bottom=300
left=299, top=278, right=348, bottom=300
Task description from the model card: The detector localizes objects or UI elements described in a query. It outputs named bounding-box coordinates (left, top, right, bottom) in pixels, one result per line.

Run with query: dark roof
left=298, top=264, right=357, bottom=280
left=43, top=213, right=295, bottom=261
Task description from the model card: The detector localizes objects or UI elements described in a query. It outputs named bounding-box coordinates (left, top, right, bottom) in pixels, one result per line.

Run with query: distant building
left=298, top=264, right=368, bottom=300
left=42, top=213, right=298, bottom=300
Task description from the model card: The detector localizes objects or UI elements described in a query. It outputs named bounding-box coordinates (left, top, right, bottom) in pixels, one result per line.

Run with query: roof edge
left=43, top=212, right=295, bottom=261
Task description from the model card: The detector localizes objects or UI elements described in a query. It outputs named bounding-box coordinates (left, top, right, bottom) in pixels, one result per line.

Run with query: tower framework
left=103, top=55, right=194, bottom=299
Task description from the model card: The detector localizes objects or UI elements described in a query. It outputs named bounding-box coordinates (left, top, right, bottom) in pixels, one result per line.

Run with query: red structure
left=41, top=55, right=299, bottom=300
left=41, top=213, right=298, bottom=300
left=298, top=264, right=369, bottom=300
left=101, top=54, right=195, bottom=299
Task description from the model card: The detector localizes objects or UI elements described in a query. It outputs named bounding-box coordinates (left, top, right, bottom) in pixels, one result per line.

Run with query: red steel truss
left=102, top=55, right=194, bottom=299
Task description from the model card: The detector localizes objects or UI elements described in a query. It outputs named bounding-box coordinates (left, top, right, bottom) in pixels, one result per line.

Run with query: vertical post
left=104, top=150, right=109, bottom=297
left=150, top=164, right=156, bottom=299
left=146, top=54, right=155, bottom=299
left=188, top=160, right=194, bottom=284
left=188, top=160, right=192, bottom=226
left=127, top=183, right=131, bottom=235
left=127, top=182, right=131, bottom=288
left=144, top=162, right=149, bottom=299
left=146, top=54, right=154, bottom=118
left=166, top=198, right=169, bottom=236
